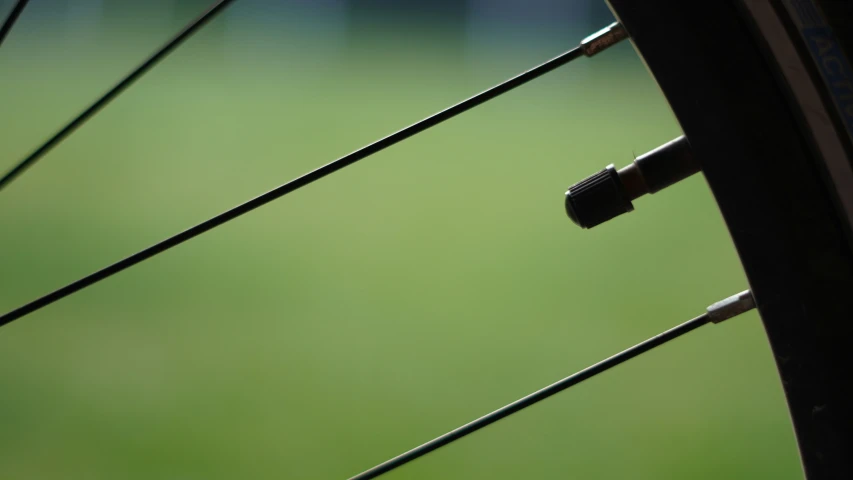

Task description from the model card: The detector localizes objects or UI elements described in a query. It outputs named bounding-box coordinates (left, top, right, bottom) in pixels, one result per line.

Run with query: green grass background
left=0, top=2, right=802, bottom=479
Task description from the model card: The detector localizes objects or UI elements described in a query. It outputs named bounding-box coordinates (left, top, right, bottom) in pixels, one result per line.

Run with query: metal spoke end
left=707, top=290, right=756, bottom=324
left=580, top=22, right=630, bottom=57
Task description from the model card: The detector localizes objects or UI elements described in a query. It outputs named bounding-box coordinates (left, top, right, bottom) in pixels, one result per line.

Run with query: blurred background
left=0, top=1, right=801, bottom=478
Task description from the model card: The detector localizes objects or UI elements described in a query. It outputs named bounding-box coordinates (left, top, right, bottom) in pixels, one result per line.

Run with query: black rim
left=606, top=0, right=853, bottom=477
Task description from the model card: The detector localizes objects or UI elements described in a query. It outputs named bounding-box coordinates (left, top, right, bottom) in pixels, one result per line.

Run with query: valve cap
left=564, top=164, right=634, bottom=229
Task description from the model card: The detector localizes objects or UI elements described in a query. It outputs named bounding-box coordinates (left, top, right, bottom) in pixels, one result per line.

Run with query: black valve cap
left=564, top=164, right=634, bottom=229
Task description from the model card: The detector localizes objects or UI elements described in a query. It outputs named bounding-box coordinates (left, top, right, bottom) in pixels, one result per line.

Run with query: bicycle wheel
left=0, top=1, right=850, bottom=479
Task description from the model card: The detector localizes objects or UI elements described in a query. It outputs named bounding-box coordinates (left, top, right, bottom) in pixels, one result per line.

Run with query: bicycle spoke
left=0, top=24, right=630, bottom=328
left=0, top=0, right=30, bottom=48
left=0, top=0, right=238, bottom=193
left=348, top=291, right=756, bottom=480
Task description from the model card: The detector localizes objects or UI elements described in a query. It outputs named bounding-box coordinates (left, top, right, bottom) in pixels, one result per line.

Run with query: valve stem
left=565, top=136, right=700, bottom=229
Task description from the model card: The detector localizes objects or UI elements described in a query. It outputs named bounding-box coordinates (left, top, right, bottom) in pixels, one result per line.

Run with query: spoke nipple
left=564, top=136, right=698, bottom=229
left=706, top=290, right=756, bottom=324
left=580, top=22, right=630, bottom=57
